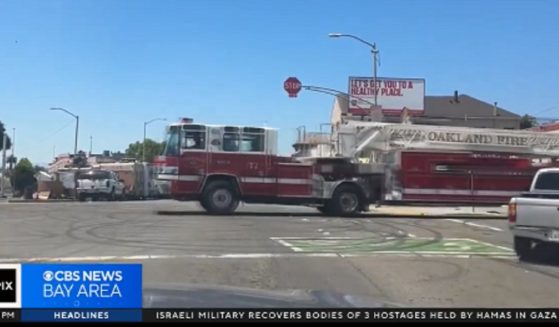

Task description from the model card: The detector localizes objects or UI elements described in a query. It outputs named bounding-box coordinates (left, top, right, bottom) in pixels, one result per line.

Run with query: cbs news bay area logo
left=42, top=269, right=123, bottom=299
left=0, top=264, right=142, bottom=309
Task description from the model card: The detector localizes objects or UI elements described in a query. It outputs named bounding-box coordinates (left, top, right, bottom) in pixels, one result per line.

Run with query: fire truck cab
left=155, top=119, right=383, bottom=215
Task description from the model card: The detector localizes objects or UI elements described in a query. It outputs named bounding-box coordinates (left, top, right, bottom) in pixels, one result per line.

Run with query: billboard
left=348, top=77, right=425, bottom=115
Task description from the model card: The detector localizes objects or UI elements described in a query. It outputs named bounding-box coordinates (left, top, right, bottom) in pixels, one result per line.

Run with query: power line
left=44, top=119, right=75, bottom=140
left=534, top=105, right=559, bottom=116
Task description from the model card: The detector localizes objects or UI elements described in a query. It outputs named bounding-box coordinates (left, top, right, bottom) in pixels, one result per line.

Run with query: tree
left=10, top=158, right=35, bottom=196
left=0, top=121, right=12, bottom=151
left=125, top=139, right=165, bottom=163
left=520, top=114, right=538, bottom=129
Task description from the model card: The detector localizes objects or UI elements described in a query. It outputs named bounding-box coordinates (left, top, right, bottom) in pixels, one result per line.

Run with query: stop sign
left=284, top=77, right=302, bottom=98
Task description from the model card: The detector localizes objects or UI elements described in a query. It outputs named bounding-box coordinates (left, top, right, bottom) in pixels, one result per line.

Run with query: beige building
left=47, top=154, right=74, bottom=173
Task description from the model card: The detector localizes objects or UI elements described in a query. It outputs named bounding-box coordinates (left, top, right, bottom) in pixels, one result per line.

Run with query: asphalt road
left=1, top=200, right=559, bottom=307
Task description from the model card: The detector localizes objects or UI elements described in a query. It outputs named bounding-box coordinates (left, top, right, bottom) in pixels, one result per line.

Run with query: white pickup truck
left=76, top=169, right=125, bottom=201
left=509, top=167, right=559, bottom=260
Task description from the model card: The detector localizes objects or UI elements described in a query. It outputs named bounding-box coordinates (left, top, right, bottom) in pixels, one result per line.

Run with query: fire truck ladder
left=336, top=122, right=559, bottom=158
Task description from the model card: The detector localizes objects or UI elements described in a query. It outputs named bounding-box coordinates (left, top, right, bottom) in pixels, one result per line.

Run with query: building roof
left=529, top=121, right=559, bottom=132
left=334, top=93, right=519, bottom=119
left=424, top=93, right=520, bottom=119
left=332, top=92, right=522, bottom=129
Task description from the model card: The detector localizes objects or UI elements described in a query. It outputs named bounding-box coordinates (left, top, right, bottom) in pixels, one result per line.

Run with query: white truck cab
left=509, top=167, right=559, bottom=260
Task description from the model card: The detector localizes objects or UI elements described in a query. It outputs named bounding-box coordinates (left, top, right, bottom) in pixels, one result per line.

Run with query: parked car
left=509, top=168, right=559, bottom=260
left=76, top=169, right=125, bottom=201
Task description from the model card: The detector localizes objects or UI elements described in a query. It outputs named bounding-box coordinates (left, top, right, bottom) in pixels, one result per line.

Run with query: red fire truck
left=154, top=118, right=559, bottom=215
left=154, top=119, right=384, bottom=216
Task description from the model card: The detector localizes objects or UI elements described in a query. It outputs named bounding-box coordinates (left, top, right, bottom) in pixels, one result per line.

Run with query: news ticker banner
left=1, top=263, right=559, bottom=322
left=0, top=309, right=559, bottom=322
left=0, top=263, right=142, bottom=322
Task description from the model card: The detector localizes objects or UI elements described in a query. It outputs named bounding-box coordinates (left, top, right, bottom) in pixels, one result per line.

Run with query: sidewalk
left=368, top=205, right=507, bottom=219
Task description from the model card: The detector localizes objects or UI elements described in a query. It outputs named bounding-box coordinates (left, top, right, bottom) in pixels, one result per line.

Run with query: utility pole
left=75, top=115, right=80, bottom=155
left=1, top=133, right=7, bottom=198
left=11, top=128, right=15, bottom=168
left=89, top=135, right=93, bottom=155
left=372, top=45, right=379, bottom=107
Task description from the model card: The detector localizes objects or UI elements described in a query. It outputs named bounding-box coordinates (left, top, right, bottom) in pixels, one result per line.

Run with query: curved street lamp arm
left=145, top=118, right=167, bottom=126
left=50, top=107, right=78, bottom=119
left=330, top=33, right=376, bottom=50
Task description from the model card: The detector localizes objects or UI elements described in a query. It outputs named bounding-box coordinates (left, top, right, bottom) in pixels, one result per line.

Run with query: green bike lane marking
left=271, top=237, right=514, bottom=256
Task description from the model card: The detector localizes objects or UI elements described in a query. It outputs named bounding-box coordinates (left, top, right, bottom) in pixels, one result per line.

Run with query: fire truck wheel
left=201, top=181, right=239, bottom=215
left=330, top=185, right=362, bottom=217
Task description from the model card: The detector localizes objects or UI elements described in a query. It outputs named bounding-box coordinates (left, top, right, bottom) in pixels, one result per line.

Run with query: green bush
left=10, top=158, right=36, bottom=196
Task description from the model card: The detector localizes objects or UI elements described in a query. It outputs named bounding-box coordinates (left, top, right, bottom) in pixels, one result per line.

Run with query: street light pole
left=143, top=123, right=147, bottom=162
left=372, top=46, right=379, bottom=107
left=11, top=128, right=15, bottom=165
left=1, top=132, right=6, bottom=198
left=143, top=118, right=166, bottom=162
left=329, top=33, right=380, bottom=107
left=74, top=115, right=79, bottom=155
left=50, top=108, right=79, bottom=155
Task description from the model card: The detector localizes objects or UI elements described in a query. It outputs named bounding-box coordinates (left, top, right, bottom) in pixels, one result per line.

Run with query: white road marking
left=0, top=253, right=338, bottom=262
left=275, top=239, right=303, bottom=252
left=322, top=231, right=331, bottom=236
left=463, top=238, right=514, bottom=252
left=270, top=236, right=354, bottom=240
left=301, top=218, right=309, bottom=222
left=340, top=250, right=516, bottom=257
left=340, top=253, right=515, bottom=259
left=0, top=251, right=517, bottom=263
left=273, top=236, right=490, bottom=241
left=445, top=218, right=504, bottom=232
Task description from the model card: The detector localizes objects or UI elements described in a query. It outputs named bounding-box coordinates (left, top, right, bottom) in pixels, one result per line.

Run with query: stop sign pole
left=283, top=77, right=302, bottom=98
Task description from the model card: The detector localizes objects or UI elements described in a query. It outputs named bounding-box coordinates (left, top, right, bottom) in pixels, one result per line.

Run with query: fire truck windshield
left=163, top=126, right=180, bottom=156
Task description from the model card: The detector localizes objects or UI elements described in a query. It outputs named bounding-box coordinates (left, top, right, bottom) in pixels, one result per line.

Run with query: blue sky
left=1, top=0, right=558, bottom=165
